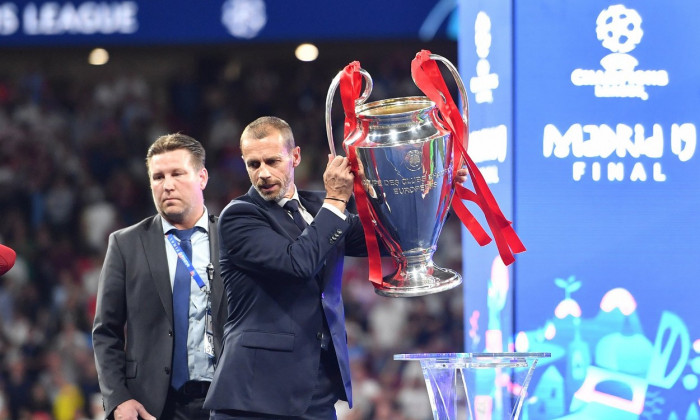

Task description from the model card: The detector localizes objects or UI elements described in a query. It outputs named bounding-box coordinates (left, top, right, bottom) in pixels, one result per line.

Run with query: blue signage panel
left=458, top=1, right=517, bottom=418
left=514, top=1, right=700, bottom=418
left=458, top=0, right=514, bottom=355
left=0, top=0, right=454, bottom=46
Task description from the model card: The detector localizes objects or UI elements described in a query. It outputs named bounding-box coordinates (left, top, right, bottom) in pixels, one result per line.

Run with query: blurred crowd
left=0, top=40, right=464, bottom=420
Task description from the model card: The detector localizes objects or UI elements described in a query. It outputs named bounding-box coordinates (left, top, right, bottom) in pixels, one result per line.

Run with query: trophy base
left=374, top=265, right=462, bottom=298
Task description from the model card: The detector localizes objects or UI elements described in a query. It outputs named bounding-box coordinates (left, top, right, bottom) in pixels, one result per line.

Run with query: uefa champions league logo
left=221, top=0, right=267, bottom=39
left=571, top=4, right=668, bottom=100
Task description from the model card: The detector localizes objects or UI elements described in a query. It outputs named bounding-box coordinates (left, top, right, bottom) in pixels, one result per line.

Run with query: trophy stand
left=394, top=352, right=550, bottom=420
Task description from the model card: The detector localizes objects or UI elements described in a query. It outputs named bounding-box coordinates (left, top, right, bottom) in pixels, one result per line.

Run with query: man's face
left=241, top=132, right=300, bottom=201
left=149, top=148, right=208, bottom=227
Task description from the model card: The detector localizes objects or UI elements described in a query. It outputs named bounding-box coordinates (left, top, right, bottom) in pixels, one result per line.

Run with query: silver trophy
left=325, top=54, right=468, bottom=297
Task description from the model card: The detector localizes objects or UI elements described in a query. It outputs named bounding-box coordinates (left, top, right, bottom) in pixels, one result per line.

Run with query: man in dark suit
left=204, top=116, right=367, bottom=419
left=92, top=133, right=226, bottom=420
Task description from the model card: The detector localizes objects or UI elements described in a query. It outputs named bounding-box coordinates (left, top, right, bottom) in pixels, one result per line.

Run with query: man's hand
left=323, top=154, right=354, bottom=212
left=113, top=399, right=156, bottom=420
left=455, top=168, right=468, bottom=185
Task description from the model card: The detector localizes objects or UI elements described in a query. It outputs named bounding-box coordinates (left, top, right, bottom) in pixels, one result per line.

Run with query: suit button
left=316, top=332, right=323, bottom=340
left=168, top=330, right=173, bottom=337
left=164, top=367, right=171, bottom=375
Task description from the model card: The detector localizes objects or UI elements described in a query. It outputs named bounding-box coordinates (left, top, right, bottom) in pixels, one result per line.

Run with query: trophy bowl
left=350, top=96, right=461, bottom=297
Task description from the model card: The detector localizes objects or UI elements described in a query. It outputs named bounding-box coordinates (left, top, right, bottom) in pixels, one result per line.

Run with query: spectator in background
left=92, top=134, right=226, bottom=420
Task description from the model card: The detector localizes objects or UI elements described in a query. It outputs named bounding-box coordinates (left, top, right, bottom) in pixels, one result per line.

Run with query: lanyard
left=167, top=233, right=208, bottom=292
left=167, top=232, right=216, bottom=359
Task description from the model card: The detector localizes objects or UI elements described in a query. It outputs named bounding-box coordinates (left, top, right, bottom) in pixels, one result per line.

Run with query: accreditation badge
left=205, top=305, right=215, bottom=359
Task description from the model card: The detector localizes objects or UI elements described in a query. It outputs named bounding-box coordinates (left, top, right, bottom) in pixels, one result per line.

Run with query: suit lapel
left=142, top=215, right=174, bottom=325
left=246, top=186, right=300, bottom=238
left=208, top=214, right=226, bottom=350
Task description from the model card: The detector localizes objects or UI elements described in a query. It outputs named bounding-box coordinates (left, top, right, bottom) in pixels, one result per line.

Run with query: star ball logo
left=570, top=4, right=669, bottom=100
left=221, top=0, right=267, bottom=39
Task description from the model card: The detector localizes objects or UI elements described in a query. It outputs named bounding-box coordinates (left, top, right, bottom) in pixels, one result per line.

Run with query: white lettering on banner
left=671, top=123, right=697, bottom=162
left=469, top=125, right=507, bottom=163
left=543, top=123, right=665, bottom=159
left=466, top=11, right=505, bottom=185
left=478, top=165, right=499, bottom=184
left=0, top=4, right=19, bottom=35
left=21, top=2, right=138, bottom=35
left=468, top=125, right=508, bottom=185
left=572, top=161, right=667, bottom=182
left=571, top=67, right=669, bottom=100
left=544, top=123, right=696, bottom=182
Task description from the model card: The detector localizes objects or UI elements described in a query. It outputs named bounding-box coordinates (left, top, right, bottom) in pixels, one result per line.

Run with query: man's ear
left=292, top=146, right=301, bottom=168
left=199, top=167, right=209, bottom=189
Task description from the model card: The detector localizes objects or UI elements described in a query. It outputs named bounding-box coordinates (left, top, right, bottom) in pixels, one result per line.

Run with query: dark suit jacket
left=92, top=213, right=226, bottom=419
left=204, top=187, right=368, bottom=416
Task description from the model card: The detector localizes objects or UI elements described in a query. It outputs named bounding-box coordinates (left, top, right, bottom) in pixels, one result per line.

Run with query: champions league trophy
left=326, top=51, right=525, bottom=298
left=325, top=52, right=467, bottom=297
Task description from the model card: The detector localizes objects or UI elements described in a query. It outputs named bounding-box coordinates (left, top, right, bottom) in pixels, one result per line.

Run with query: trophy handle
left=427, top=53, right=469, bottom=133
left=325, top=68, right=373, bottom=156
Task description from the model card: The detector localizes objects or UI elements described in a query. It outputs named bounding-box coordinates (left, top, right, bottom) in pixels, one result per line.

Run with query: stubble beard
left=256, top=183, right=287, bottom=202
left=157, top=198, right=188, bottom=225
left=162, top=209, right=185, bottom=225
left=255, top=178, right=291, bottom=202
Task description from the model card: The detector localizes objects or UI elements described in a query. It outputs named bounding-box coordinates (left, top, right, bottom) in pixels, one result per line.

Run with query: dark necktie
left=171, top=227, right=196, bottom=390
left=283, top=199, right=308, bottom=232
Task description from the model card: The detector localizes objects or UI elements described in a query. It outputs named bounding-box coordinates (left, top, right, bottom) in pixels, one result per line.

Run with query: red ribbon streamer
left=339, top=62, right=384, bottom=285
left=411, top=50, right=525, bottom=265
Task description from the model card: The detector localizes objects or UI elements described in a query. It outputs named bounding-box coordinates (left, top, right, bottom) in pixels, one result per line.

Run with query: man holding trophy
left=204, top=116, right=369, bottom=418
left=204, top=115, right=468, bottom=419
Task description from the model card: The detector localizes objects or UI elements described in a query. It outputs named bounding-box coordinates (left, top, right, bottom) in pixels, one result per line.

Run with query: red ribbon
left=411, top=50, right=525, bottom=265
left=339, top=62, right=384, bottom=285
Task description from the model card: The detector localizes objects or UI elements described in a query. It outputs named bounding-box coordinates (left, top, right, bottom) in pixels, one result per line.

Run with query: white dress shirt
left=161, top=208, right=214, bottom=382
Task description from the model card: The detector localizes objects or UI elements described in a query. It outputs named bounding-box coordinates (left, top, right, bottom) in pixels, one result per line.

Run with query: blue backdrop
left=0, top=0, right=455, bottom=46
left=460, top=1, right=700, bottom=418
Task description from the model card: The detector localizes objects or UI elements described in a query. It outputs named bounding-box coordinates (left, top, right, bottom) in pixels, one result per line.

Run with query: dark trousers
left=161, top=382, right=211, bottom=420
left=210, top=347, right=344, bottom=420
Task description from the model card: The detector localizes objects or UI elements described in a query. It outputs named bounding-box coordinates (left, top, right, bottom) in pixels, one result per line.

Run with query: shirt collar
left=161, top=207, right=209, bottom=235
left=277, top=186, right=300, bottom=209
